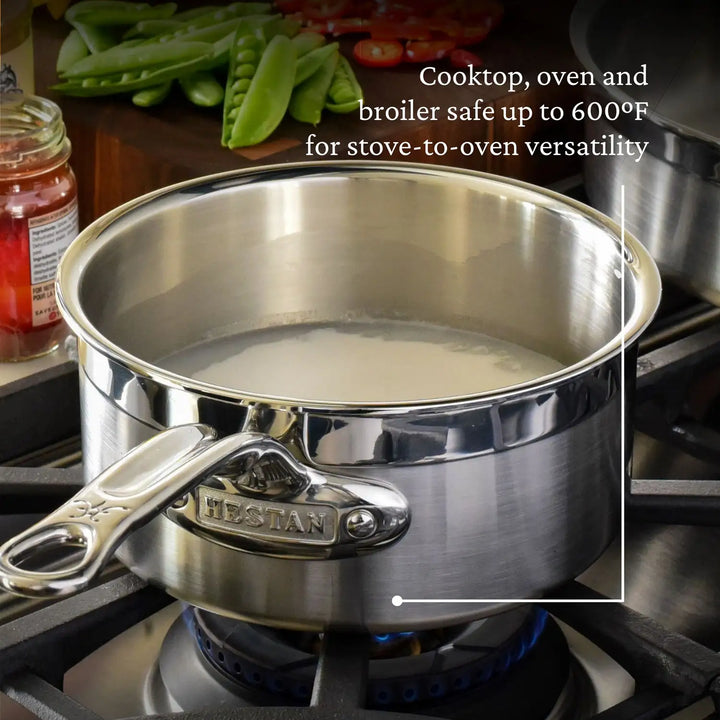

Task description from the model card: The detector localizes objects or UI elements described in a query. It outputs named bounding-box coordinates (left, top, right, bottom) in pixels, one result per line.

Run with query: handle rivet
left=345, top=509, right=377, bottom=539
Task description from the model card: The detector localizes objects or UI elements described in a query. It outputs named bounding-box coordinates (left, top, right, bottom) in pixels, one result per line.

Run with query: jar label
left=28, top=200, right=79, bottom=327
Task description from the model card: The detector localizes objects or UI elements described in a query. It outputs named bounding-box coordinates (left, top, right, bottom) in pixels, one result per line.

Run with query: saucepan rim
left=57, top=160, right=661, bottom=412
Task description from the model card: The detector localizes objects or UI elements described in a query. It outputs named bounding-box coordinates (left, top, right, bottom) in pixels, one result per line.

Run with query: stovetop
left=2, top=290, right=720, bottom=720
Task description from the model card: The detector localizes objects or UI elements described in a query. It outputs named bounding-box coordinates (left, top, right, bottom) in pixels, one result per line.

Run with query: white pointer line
left=393, top=597, right=623, bottom=606
left=620, top=182, right=626, bottom=604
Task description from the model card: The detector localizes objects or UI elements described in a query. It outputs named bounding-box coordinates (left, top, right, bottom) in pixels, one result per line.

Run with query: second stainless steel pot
left=0, top=162, right=660, bottom=631
left=571, top=0, right=720, bottom=305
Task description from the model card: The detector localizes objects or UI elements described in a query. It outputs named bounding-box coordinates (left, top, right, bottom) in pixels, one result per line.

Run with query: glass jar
left=0, top=93, right=78, bottom=361
left=0, top=0, right=35, bottom=95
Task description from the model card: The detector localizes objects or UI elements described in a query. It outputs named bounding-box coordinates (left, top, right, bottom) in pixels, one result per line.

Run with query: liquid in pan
left=159, top=319, right=565, bottom=403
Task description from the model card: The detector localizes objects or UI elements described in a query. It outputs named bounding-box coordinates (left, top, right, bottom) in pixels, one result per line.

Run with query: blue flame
left=370, top=608, right=550, bottom=706
left=373, top=631, right=415, bottom=643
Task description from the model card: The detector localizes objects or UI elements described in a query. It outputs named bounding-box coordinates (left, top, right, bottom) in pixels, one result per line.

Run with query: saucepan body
left=1, top=162, right=661, bottom=631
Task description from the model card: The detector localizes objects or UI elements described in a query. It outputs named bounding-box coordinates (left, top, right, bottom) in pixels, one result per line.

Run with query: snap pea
left=203, top=32, right=237, bottom=69
left=221, top=30, right=266, bottom=146
left=123, top=19, right=183, bottom=39
left=262, top=15, right=301, bottom=41
left=153, top=15, right=277, bottom=45
left=132, top=80, right=172, bottom=106
left=52, top=52, right=215, bottom=96
left=195, top=3, right=273, bottom=26
left=56, top=29, right=89, bottom=74
left=291, top=32, right=326, bottom=57
left=225, top=33, right=296, bottom=148
left=325, top=55, right=363, bottom=114
left=65, top=2, right=177, bottom=26
left=163, top=3, right=272, bottom=34
left=293, top=42, right=338, bottom=87
left=71, top=20, right=119, bottom=53
left=61, top=41, right=214, bottom=78
left=227, top=2, right=272, bottom=15
left=179, top=71, right=224, bottom=107
left=172, top=6, right=221, bottom=22
left=289, top=49, right=338, bottom=125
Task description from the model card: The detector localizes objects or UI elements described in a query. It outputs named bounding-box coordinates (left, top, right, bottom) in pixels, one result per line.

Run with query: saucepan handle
left=0, top=424, right=410, bottom=599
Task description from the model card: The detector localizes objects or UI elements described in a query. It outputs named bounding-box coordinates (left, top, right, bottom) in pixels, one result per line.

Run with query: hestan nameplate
left=196, top=486, right=337, bottom=545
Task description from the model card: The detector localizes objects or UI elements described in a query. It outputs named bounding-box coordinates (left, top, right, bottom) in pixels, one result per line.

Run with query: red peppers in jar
left=0, top=93, right=78, bottom=361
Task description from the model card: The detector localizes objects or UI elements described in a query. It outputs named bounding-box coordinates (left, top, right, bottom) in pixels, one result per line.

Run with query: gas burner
left=148, top=606, right=578, bottom=719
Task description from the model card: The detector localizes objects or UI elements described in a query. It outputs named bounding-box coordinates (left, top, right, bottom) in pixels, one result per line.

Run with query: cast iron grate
left=1, top=562, right=720, bottom=720
left=629, top=319, right=720, bottom=525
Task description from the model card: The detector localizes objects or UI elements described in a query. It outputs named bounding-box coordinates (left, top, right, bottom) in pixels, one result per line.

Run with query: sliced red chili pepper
left=388, top=0, right=436, bottom=16
left=301, top=19, right=330, bottom=33
left=370, top=2, right=415, bottom=21
left=403, top=39, right=455, bottom=63
left=467, top=0, right=503, bottom=28
left=454, top=25, right=490, bottom=46
left=449, top=48, right=482, bottom=68
left=430, top=1, right=464, bottom=19
left=431, top=0, right=503, bottom=27
left=347, top=0, right=374, bottom=16
left=301, top=0, right=352, bottom=20
left=425, top=17, right=463, bottom=38
left=326, top=17, right=369, bottom=34
left=352, top=38, right=404, bottom=67
left=369, top=19, right=432, bottom=40
left=275, top=0, right=305, bottom=12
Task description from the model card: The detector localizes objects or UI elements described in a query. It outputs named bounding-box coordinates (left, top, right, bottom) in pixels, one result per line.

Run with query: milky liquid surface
left=159, top=321, right=565, bottom=403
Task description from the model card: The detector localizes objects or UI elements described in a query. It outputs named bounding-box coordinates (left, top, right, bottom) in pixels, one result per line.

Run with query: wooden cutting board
left=32, top=0, right=582, bottom=228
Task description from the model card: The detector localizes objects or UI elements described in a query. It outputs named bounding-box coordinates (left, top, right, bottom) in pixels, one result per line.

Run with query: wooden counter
left=32, top=0, right=582, bottom=227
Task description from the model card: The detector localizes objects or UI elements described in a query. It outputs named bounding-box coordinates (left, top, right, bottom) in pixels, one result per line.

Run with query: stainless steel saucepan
left=0, top=162, right=661, bottom=631
left=571, top=0, right=720, bottom=304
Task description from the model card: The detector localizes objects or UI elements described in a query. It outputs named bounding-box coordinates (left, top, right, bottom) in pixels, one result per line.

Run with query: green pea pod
left=160, top=15, right=277, bottom=45
left=123, top=19, right=183, bottom=39
left=179, top=71, right=224, bottom=107
left=56, top=29, right=90, bottom=74
left=65, top=2, right=177, bottom=26
left=206, top=32, right=236, bottom=69
left=170, top=3, right=272, bottom=32
left=141, top=13, right=276, bottom=50
left=132, top=80, right=172, bottom=106
left=289, top=49, right=338, bottom=125
left=325, top=55, right=363, bottom=114
left=262, top=16, right=301, bottom=41
left=221, top=29, right=266, bottom=146
left=71, top=20, right=119, bottom=53
left=61, top=41, right=214, bottom=78
left=228, top=34, right=296, bottom=148
left=200, top=31, right=253, bottom=71
left=52, top=53, right=216, bottom=96
left=225, top=3, right=272, bottom=17
left=172, top=6, right=221, bottom=22
left=294, top=42, right=338, bottom=87
left=291, top=32, right=326, bottom=57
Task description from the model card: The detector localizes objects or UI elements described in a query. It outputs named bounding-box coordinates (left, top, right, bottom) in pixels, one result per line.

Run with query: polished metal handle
left=0, top=424, right=219, bottom=598
left=0, top=424, right=410, bottom=599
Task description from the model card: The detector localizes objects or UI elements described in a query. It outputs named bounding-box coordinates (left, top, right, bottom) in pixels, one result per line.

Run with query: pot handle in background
left=0, top=424, right=410, bottom=599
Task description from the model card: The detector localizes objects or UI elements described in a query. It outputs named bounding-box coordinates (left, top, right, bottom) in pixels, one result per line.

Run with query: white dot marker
left=391, top=595, right=403, bottom=607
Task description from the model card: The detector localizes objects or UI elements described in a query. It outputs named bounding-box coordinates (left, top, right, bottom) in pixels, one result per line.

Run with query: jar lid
left=0, top=92, right=69, bottom=174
